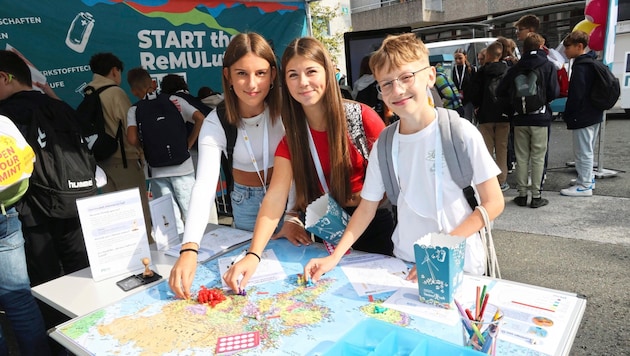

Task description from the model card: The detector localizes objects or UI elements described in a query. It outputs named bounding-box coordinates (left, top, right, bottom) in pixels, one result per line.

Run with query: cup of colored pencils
left=454, top=288, right=503, bottom=355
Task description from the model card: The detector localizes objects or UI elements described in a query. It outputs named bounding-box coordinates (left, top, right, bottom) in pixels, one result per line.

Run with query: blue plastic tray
left=323, top=318, right=484, bottom=356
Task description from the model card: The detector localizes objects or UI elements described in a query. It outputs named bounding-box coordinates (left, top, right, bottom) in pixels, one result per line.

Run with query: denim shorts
left=231, top=182, right=266, bottom=232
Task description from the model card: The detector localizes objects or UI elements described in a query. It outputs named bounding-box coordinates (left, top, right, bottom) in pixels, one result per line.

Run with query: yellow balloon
left=573, top=19, right=599, bottom=34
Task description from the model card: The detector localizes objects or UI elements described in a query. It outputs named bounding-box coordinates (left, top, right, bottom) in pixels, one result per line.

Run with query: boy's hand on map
left=304, top=255, right=339, bottom=282
left=271, top=220, right=311, bottom=246
left=223, top=254, right=259, bottom=292
left=169, top=252, right=198, bottom=299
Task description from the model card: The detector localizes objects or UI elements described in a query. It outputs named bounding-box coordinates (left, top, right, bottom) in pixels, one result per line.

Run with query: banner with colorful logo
left=1, top=0, right=307, bottom=107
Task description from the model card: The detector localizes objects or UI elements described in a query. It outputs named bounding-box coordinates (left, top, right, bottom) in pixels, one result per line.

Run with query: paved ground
left=494, top=114, right=630, bottom=355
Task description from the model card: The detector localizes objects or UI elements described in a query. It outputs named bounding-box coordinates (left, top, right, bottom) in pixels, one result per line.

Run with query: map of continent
left=56, top=241, right=412, bottom=355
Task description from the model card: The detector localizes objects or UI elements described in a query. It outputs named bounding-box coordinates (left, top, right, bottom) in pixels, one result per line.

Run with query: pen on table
left=478, top=293, right=490, bottom=321
left=475, top=286, right=481, bottom=320
left=229, top=250, right=247, bottom=268
left=480, top=285, right=487, bottom=307
left=465, top=308, right=475, bottom=321
left=471, top=323, right=485, bottom=344
left=454, top=299, right=473, bottom=330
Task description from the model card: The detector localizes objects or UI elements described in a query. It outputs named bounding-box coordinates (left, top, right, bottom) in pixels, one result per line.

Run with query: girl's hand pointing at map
left=304, top=255, right=340, bottom=283
left=223, top=253, right=260, bottom=292
left=169, top=247, right=198, bottom=299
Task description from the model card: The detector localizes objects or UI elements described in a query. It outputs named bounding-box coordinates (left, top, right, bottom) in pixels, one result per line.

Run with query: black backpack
left=135, top=93, right=190, bottom=168
left=215, top=102, right=236, bottom=217
left=511, top=66, right=546, bottom=115
left=588, top=59, right=620, bottom=110
left=76, top=85, right=126, bottom=163
left=172, top=91, right=211, bottom=150
left=27, top=100, right=97, bottom=218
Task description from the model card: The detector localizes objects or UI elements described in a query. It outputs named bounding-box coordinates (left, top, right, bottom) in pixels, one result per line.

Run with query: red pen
left=479, top=293, right=490, bottom=321
left=465, top=308, right=475, bottom=321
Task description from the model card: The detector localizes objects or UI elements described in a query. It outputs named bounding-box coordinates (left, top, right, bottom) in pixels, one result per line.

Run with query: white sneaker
left=560, top=185, right=593, bottom=197
left=570, top=178, right=595, bottom=189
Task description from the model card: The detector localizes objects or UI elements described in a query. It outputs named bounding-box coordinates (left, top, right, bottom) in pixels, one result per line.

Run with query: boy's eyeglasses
left=376, top=66, right=430, bottom=95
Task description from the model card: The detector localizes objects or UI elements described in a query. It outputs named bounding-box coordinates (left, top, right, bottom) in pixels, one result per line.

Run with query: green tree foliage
left=310, top=2, right=345, bottom=60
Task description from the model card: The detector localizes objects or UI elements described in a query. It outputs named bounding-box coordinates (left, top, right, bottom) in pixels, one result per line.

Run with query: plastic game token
left=215, top=331, right=260, bottom=354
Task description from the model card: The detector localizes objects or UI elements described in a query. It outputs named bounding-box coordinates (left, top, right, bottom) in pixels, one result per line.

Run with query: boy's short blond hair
left=485, top=42, right=503, bottom=62
left=563, top=30, right=589, bottom=48
left=514, top=15, right=540, bottom=31
left=369, top=33, right=429, bottom=78
left=523, top=33, right=545, bottom=52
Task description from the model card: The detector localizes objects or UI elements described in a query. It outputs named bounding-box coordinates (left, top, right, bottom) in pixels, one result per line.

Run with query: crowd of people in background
left=0, top=11, right=608, bottom=355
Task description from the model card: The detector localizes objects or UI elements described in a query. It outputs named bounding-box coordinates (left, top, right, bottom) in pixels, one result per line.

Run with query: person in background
left=452, top=48, right=477, bottom=122
left=496, top=37, right=519, bottom=175
left=560, top=31, right=602, bottom=197
left=223, top=37, right=394, bottom=293
left=497, top=34, right=558, bottom=208
left=86, top=53, right=152, bottom=239
left=434, top=62, right=464, bottom=116
left=477, top=48, right=487, bottom=68
left=169, top=33, right=292, bottom=299
left=197, top=86, right=224, bottom=110
left=470, top=41, right=510, bottom=192
left=352, top=54, right=385, bottom=120
left=303, top=33, right=504, bottom=281
left=0, top=114, right=51, bottom=356
left=126, top=68, right=205, bottom=234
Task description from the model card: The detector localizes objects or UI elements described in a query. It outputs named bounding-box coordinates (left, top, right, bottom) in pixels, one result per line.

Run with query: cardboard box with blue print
left=414, top=232, right=465, bottom=309
left=304, top=193, right=349, bottom=244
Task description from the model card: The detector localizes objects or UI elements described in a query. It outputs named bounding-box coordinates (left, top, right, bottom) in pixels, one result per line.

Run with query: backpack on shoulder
left=511, top=66, right=546, bottom=115
left=588, top=59, right=620, bottom=110
left=0, top=115, right=35, bottom=212
left=27, top=101, right=97, bottom=218
left=76, top=85, right=126, bottom=164
left=377, top=107, right=500, bottom=277
left=216, top=102, right=236, bottom=217
left=135, top=93, right=190, bottom=168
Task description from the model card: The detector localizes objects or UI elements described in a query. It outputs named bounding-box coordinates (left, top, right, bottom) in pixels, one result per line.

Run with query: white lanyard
left=306, top=126, right=329, bottom=193
left=455, top=65, right=465, bottom=90
left=239, top=115, right=269, bottom=193
left=391, top=110, right=444, bottom=230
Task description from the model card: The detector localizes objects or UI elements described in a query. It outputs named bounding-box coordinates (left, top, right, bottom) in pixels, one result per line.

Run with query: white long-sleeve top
left=182, top=106, right=285, bottom=245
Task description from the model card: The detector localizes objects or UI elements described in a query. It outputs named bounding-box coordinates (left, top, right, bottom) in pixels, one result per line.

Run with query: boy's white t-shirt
left=361, top=116, right=500, bottom=275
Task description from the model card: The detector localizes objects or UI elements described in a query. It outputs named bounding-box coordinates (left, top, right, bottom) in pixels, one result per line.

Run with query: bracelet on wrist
left=246, top=251, right=261, bottom=262
left=284, top=215, right=304, bottom=228
left=179, top=248, right=199, bottom=255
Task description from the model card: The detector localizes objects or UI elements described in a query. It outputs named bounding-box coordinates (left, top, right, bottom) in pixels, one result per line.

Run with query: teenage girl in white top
left=169, top=33, right=303, bottom=299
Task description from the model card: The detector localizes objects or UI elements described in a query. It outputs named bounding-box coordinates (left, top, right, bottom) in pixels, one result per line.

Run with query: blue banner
left=0, top=0, right=307, bottom=107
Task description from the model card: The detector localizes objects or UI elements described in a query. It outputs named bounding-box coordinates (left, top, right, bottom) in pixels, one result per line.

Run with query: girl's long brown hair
left=280, top=37, right=351, bottom=211
left=221, top=32, right=281, bottom=125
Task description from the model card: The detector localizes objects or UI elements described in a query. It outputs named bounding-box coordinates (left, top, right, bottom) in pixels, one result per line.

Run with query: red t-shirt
left=275, top=103, right=385, bottom=193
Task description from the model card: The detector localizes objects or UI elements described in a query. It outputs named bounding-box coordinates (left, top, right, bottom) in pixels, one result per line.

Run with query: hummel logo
left=37, top=127, right=47, bottom=148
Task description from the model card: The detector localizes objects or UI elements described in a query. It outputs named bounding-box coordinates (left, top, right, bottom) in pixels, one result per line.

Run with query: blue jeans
left=230, top=183, right=266, bottom=232
left=151, top=173, right=195, bottom=234
left=572, top=123, right=600, bottom=187
left=0, top=207, right=50, bottom=356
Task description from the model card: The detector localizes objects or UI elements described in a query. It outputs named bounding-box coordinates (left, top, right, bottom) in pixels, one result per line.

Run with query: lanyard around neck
left=391, top=109, right=444, bottom=230
left=239, top=114, right=269, bottom=192
left=306, top=126, right=329, bottom=193
left=455, top=65, right=465, bottom=89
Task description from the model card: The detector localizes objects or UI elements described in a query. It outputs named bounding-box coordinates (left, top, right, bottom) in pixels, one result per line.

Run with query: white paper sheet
left=339, top=253, right=415, bottom=296
left=217, top=250, right=286, bottom=288
left=76, top=188, right=151, bottom=281
left=149, top=193, right=179, bottom=251
left=164, top=226, right=253, bottom=262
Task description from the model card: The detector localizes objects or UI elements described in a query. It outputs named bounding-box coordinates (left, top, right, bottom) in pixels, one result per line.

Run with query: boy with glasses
left=304, top=33, right=504, bottom=281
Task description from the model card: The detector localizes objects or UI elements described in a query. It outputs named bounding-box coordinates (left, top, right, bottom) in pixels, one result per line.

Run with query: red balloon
left=585, top=0, right=609, bottom=25
left=589, top=25, right=606, bottom=51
